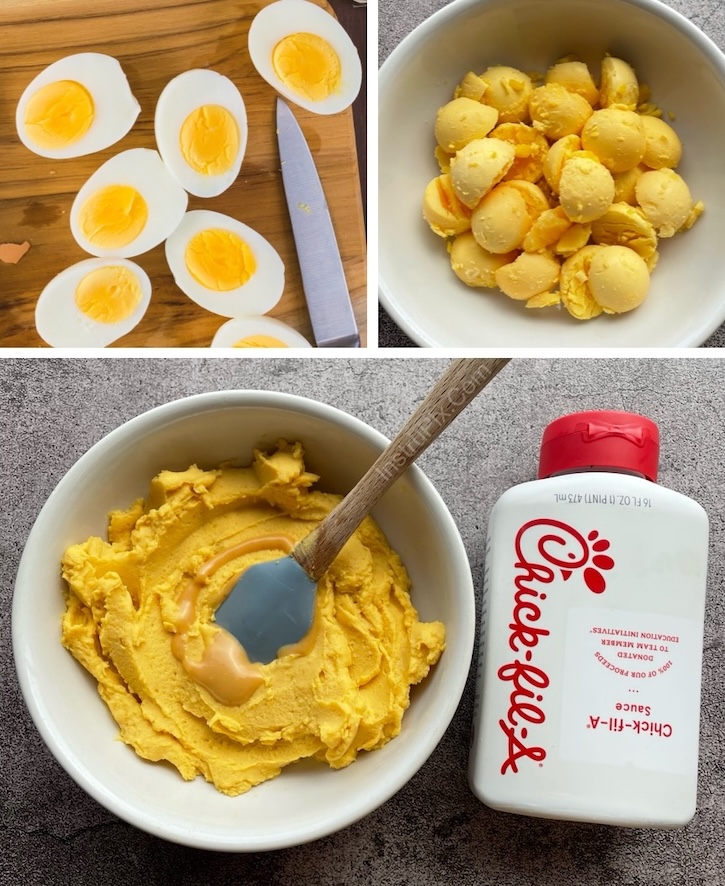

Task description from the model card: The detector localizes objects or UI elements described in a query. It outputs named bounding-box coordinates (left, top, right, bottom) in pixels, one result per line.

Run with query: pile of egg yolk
left=422, top=55, right=703, bottom=320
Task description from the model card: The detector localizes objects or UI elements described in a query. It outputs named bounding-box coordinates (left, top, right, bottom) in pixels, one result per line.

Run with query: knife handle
left=293, top=358, right=510, bottom=579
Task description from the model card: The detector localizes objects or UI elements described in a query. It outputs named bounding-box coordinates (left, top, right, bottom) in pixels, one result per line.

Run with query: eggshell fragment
left=0, top=241, right=30, bottom=264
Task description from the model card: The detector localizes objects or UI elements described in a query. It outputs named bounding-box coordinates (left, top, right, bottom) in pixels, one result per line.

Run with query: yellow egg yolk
left=74, top=266, right=143, bottom=323
left=272, top=32, right=341, bottom=102
left=78, top=185, right=148, bottom=250
left=24, top=79, right=94, bottom=149
left=180, top=105, right=240, bottom=175
left=184, top=229, right=257, bottom=291
left=233, top=335, right=289, bottom=348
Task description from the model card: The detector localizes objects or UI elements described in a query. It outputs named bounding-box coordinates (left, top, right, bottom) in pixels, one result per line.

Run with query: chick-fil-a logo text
left=498, top=519, right=615, bottom=775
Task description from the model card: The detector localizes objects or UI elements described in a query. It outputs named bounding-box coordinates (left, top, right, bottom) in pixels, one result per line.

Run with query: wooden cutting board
left=0, top=0, right=366, bottom=348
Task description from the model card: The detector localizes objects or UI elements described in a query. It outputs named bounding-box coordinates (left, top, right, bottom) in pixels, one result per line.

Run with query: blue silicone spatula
left=214, top=358, right=510, bottom=663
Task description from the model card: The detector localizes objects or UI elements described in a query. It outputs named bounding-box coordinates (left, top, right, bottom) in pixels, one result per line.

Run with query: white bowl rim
left=378, top=0, right=725, bottom=348
left=12, top=389, right=476, bottom=851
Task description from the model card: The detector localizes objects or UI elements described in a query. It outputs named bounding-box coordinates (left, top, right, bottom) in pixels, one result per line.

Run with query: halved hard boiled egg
left=211, top=316, right=312, bottom=348
left=35, top=257, right=151, bottom=347
left=15, top=53, right=140, bottom=159
left=165, top=210, right=285, bottom=317
left=70, top=148, right=188, bottom=258
left=155, top=69, right=248, bottom=198
left=248, top=0, right=362, bottom=115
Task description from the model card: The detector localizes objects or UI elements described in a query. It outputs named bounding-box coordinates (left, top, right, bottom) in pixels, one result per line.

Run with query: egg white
left=211, top=315, right=313, bottom=348
left=248, top=0, right=362, bottom=115
left=35, top=257, right=152, bottom=348
left=70, top=148, right=188, bottom=258
left=15, top=53, right=140, bottom=159
left=155, top=69, right=248, bottom=198
left=165, top=210, right=285, bottom=317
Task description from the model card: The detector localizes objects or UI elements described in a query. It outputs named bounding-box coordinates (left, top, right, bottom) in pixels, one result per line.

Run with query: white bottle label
left=560, top=608, right=702, bottom=774
left=471, top=474, right=708, bottom=825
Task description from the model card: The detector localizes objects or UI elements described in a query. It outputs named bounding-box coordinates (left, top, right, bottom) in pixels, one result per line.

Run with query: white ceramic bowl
left=12, top=391, right=475, bottom=852
left=379, top=0, right=725, bottom=348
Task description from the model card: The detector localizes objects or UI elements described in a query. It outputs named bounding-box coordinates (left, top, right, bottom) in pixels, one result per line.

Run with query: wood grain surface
left=0, top=0, right=366, bottom=349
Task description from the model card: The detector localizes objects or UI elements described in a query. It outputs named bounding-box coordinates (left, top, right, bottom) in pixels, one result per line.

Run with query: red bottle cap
left=538, top=410, right=659, bottom=482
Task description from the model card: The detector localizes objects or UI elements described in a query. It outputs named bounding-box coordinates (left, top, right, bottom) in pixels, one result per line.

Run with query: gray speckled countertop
left=378, top=0, right=725, bottom=349
left=2, top=357, right=724, bottom=884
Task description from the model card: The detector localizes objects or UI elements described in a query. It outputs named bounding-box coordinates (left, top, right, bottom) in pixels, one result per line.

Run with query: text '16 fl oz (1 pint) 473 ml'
left=469, top=410, right=709, bottom=828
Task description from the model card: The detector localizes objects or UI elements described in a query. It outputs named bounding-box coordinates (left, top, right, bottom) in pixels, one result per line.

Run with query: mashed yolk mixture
left=60, top=441, right=445, bottom=797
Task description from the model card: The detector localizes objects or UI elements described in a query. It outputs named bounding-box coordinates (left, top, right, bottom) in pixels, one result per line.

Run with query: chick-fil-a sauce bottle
left=469, top=410, right=709, bottom=827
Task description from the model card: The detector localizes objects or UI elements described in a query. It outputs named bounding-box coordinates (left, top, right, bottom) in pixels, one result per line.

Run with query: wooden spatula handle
left=293, top=357, right=510, bottom=580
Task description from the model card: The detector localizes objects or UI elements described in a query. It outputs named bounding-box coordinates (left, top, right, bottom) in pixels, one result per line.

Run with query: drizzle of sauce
left=171, top=534, right=318, bottom=706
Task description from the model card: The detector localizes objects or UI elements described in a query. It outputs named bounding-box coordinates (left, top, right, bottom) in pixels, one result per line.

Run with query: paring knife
left=276, top=97, right=360, bottom=348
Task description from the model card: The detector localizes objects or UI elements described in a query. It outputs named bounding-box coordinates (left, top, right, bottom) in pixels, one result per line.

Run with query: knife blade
left=276, top=98, right=360, bottom=348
